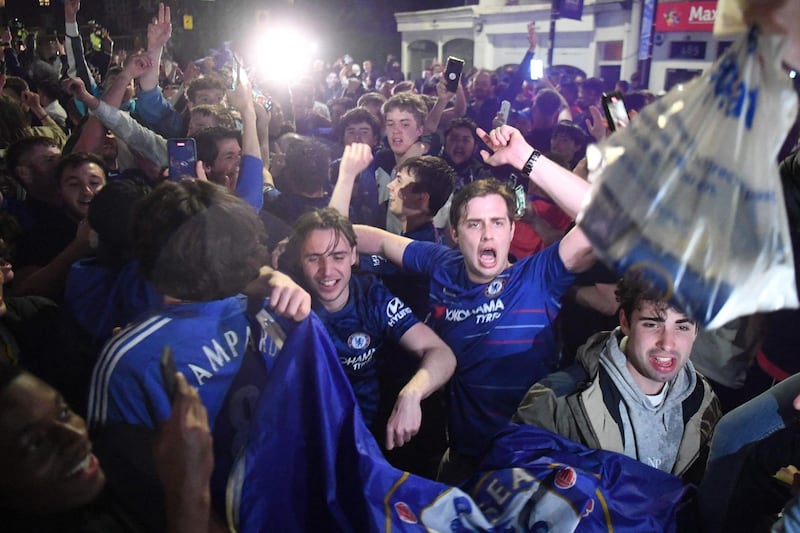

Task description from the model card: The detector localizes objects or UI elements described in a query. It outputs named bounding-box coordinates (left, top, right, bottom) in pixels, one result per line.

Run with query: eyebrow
left=638, top=314, right=695, bottom=325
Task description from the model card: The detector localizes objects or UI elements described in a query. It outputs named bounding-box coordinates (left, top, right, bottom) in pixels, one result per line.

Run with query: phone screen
left=159, top=346, right=178, bottom=403
left=444, top=56, right=464, bottom=93
left=230, top=56, right=240, bottom=91
left=530, top=59, right=544, bottom=80
left=602, top=92, right=630, bottom=132
left=168, top=138, right=197, bottom=181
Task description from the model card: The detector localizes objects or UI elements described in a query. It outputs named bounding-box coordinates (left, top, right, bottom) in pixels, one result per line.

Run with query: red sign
left=655, top=1, right=717, bottom=32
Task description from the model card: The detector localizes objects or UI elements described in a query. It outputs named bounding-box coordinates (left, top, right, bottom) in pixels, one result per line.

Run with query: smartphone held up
left=444, top=56, right=464, bottom=93
left=168, top=138, right=198, bottom=181
left=602, top=91, right=630, bottom=132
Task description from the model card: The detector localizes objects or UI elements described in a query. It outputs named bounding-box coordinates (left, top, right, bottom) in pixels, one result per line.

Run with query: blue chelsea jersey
left=314, top=273, right=418, bottom=425
left=88, top=295, right=285, bottom=431
left=403, top=240, right=576, bottom=457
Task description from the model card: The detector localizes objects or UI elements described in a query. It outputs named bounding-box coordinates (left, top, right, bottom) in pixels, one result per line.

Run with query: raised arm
left=226, top=69, right=264, bottom=209
left=424, top=79, right=455, bottom=134
left=386, top=323, right=456, bottom=449
left=328, top=143, right=373, bottom=217
left=64, top=75, right=169, bottom=168
left=497, top=22, right=538, bottom=102
left=104, top=52, right=152, bottom=109
left=440, top=82, right=467, bottom=127
left=225, top=70, right=259, bottom=160
left=478, top=125, right=588, bottom=218
left=478, top=125, right=595, bottom=272
left=64, top=0, right=96, bottom=93
left=140, top=3, right=171, bottom=93
left=353, top=224, right=412, bottom=267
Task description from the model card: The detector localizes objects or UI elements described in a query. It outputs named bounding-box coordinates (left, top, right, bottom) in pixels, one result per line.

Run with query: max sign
left=655, top=1, right=717, bottom=32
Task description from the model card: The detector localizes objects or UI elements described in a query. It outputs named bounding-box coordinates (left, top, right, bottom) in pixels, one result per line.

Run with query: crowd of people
left=1, top=0, right=800, bottom=530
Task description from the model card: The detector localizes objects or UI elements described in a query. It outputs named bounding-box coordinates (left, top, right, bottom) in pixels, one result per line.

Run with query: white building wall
left=395, top=0, right=721, bottom=93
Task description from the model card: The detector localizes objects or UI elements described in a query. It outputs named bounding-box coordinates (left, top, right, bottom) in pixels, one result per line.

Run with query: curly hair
left=283, top=137, right=331, bottom=195
left=186, top=75, right=227, bottom=104
left=132, top=180, right=267, bottom=301
left=615, top=273, right=671, bottom=323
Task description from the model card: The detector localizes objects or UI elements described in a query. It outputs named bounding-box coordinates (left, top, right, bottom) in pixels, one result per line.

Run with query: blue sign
left=560, top=0, right=585, bottom=20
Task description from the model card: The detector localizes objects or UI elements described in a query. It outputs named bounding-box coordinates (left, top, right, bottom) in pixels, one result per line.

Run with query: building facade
left=395, top=0, right=727, bottom=93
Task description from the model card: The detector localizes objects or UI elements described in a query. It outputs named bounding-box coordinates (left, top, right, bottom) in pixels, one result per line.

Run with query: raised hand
left=147, top=2, right=172, bottom=51
left=64, top=0, right=80, bottom=24
left=527, top=21, right=538, bottom=50
left=123, top=51, right=154, bottom=79
left=477, top=125, right=532, bottom=170
left=61, top=76, right=91, bottom=102
left=339, top=143, right=374, bottom=178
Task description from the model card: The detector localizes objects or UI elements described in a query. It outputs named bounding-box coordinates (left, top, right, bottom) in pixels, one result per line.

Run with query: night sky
left=2, top=0, right=466, bottom=64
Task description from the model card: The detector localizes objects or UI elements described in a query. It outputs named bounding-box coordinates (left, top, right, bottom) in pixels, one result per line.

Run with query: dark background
left=2, top=0, right=467, bottom=66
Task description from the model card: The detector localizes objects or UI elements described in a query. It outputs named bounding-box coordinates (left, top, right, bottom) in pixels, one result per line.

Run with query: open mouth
left=64, top=451, right=98, bottom=479
left=479, top=248, right=497, bottom=269
left=650, top=355, right=676, bottom=373
left=318, top=279, right=339, bottom=292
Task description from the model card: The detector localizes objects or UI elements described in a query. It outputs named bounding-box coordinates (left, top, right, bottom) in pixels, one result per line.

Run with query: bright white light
left=248, top=25, right=318, bottom=84
left=791, top=70, right=797, bottom=79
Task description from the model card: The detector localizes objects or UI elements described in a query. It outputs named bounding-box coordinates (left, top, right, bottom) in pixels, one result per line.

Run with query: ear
left=619, top=308, right=631, bottom=336
left=15, top=165, right=32, bottom=187
left=419, top=191, right=431, bottom=213
left=450, top=224, right=459, bottom=245
left=349, top=245, right=358, bottom=267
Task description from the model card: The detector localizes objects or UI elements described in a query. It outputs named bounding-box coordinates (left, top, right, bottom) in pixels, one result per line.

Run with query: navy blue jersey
left=403, top=240, right=576, bottom=456
left=314, top=273, right=418, bottom=425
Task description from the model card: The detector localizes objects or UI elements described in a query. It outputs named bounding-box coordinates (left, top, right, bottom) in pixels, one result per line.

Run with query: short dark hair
left=36, top=79, right=61, bottom=101
left=327, top=96, right=354, bottom=112
left=615, top=273, right=687, bottom=325
left=5, top=136, right=59, bottom=181
left=357, top=92, right=386, bottom=110
left=55, top=152, right=107, bottom=186
left=382, top=93, right=427, bottom=127
left=444, top=117, right=478, bottom=140
left=287, top=207, right=357, bottom=268
left=88, top=177, right=152, bottom=268
left=396, top=156, right=455, bottom=215
left=449, top=178, right=515, bottom=229
left=3, top=76, right=29, bottom=100
left=581, top=77, right=605, bottom=95
left=552, top=120, right=587, bottom=146
left=195, top=126, right=242, bottom=167
left=283, top=137, right=331, bottom=195
left=186, top=75, right=227, bottom=103
left=132, top=180, right=266, bottom=301
left=533, top=89, right=562, bottom=118
left=190, top=104, right=236, bottom=130
left=337, top=107, right=381, bottom=143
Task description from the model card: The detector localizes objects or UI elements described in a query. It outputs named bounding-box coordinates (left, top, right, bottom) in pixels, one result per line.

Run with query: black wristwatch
left=522, top=149, right=542, bottom=177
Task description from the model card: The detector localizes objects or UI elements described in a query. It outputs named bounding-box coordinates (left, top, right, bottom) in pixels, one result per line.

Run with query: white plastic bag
left=578, top=28, right=799, bottom=329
